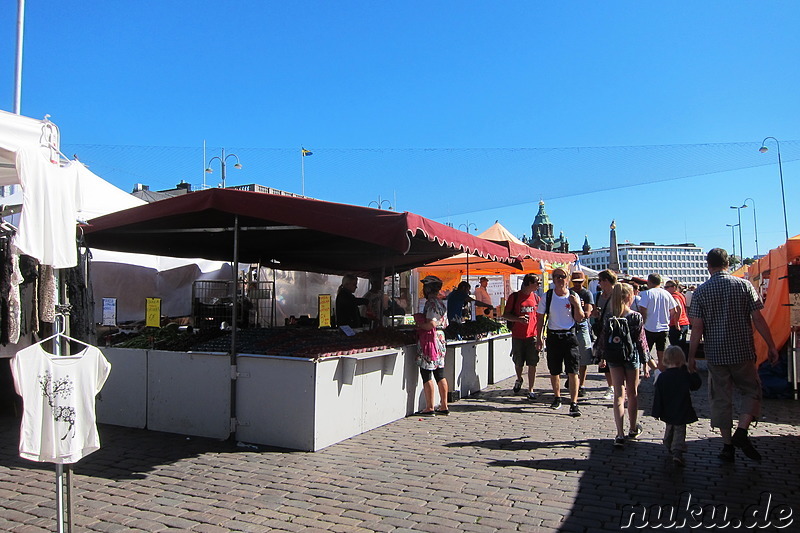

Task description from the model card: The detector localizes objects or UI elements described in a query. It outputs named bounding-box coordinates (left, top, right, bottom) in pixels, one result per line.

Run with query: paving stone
left=0, top=369, right=797, bottom=533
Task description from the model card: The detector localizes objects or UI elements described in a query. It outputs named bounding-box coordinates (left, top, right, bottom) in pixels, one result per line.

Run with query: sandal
left=434, top=409, right=449, bottom=416
left=414, top=410, right=435, bottom=417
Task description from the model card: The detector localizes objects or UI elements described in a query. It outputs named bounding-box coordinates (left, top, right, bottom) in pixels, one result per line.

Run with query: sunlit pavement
left=2, top=360, right=798, bottom=532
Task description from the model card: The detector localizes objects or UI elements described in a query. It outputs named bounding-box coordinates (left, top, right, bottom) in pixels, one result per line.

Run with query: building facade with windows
left=579, top=242, right=709, bottom=287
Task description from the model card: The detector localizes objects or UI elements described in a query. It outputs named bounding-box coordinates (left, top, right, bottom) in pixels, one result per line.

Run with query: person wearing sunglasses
left=536, top=267, right=586, bottom=416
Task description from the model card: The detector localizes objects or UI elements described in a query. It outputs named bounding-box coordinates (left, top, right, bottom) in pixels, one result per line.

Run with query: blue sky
left=1, top=1, right=798, bottom=260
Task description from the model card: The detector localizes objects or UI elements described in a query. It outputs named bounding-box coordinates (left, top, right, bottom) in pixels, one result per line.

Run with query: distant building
left=132, top=182, right=305, bottom=203
left=579, top=242, right=709, bottom=286
left=131, top=181, right=192, bottom=203
left=524, top=200, right=570, bottom=254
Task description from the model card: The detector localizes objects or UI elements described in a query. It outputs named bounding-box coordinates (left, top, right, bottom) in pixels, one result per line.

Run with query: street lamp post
left=459, top=221, right=478, bottom=283
left=726, top=223, right=739, bottom=267
left=730, top=204, right=745, bottom=261
left=205, top=148, right=242, bottom=189
left=742, top=198, right=759, bottom=258
left=368, top=195, right=393, bottom=210
left=759, top=137, right=789, bottom=241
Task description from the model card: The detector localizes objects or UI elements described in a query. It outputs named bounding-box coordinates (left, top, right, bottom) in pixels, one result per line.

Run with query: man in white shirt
left=536, top=267, right=586, bottom=417
left=639, top=273, right=679, bottom=370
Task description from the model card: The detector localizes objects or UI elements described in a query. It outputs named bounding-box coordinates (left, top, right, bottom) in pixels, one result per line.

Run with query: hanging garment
left=0, top=237, right=12, bottom=345
left=18, top=255, right=38, bottom=336
left=8, top=246, right=23, bottom=344
left=12, top=147, right=80, bottom=269
left=39, top=265, right=56, bottom=323
left=10, top=343, right=111, bottom=464
left=63, top=248, right=95, bottom=344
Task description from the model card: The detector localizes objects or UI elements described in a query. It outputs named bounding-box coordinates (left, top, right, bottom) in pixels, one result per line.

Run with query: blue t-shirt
left=446, top=290, right=470, bottom=323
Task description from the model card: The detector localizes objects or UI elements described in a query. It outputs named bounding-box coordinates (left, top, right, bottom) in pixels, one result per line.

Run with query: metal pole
left=744, top=198, right=759, bottom=258
left=301, top=148, right=305, bottom=197
left=760, top=137, right=790, bottom=242
left=230, top=215, right=239, bottom=438
left=221, top=148, right=226, bottom=189
left=13, top=0, right=25, bottom=114
left=777, top=143, right=789, bottom=241
left=736, top=208, right=743, bottom=262
left=726, top=224, right=737, bottom=266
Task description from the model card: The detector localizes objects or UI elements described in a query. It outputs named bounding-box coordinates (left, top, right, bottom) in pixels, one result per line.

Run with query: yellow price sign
left=318, top=294, right=332, bottom=328
left=146, top=298, right=161, bottom=328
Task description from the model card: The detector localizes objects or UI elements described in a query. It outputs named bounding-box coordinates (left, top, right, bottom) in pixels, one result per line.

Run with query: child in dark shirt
left=652, top=345, right=702, bottom=466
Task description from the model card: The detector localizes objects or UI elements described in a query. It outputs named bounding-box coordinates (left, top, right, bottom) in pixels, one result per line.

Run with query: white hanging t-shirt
left=12, top=147, right=81, bottom=268
left=11, top=343, right=111, bottom=464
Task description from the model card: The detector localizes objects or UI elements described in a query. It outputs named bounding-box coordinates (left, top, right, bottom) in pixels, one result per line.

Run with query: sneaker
left=513, top=378, right=523, bottom=394
left=627, top=423, right=643, bottom=440
left=577, top=387, right=586, bottom=398
left=673, top=451, right=685, bottom=467
left=653, top=369, right=662, bottom=383
left=613, top=436, right=625, bottom=448
left=718, top=444, right=735, bottom=463
left=731, top=429, right=762, bottom=461
left=569, top=402, right=581, bottom=417
left=603, top=387, right=614, bottom=400
left=550, top=397, right=563, bottom=410
left=527, top=391, right=538, bottom=401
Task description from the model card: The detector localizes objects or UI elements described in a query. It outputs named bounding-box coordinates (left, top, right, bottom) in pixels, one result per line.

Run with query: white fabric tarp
left=0, top=109, right=58, bottom=186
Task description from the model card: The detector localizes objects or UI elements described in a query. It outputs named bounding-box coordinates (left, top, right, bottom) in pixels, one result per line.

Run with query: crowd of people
left=414, top=248, right=780, bottom=467
left=333, top=248, right=780, bottom=467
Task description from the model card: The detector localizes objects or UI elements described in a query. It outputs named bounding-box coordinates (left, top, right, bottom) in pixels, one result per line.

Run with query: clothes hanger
left=33, top=312, right=92, bottom=353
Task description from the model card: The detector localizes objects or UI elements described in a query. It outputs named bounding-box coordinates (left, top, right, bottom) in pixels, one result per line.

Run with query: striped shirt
left=687, top=271, right=763, bottom=365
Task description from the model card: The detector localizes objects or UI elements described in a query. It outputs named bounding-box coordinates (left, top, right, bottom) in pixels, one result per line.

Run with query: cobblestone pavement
left=1, top=363, right=799, bottom=532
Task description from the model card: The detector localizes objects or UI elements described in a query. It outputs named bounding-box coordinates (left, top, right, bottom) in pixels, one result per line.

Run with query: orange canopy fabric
left=747, top=234, right=800, bottom=365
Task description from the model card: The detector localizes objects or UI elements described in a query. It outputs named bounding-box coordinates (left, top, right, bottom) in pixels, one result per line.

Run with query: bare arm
left=570, top=294, right=586, bottom=322
left=752, top=309, right=780, bottom=365
left=536, top=313, right=546, bottom=350
left=687, top=316, right=704, bottom=372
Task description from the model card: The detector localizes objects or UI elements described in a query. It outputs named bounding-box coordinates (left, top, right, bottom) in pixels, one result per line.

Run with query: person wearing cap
left=414, top=276, right=450, bottom=416
left=570, top=271, right=595, bottom=398
left=536, top=267, right=586, bottom=417
left=474, top=277, right=494, bottom=317
left=502, top=273, right=541, bottom=400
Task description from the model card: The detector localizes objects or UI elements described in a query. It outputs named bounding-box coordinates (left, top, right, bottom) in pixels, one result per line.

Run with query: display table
left=96, top=333, right=514, bottom=451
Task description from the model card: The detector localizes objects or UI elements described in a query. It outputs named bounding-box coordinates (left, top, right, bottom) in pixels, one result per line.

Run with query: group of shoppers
left=417, top=247, right=780, bottom=467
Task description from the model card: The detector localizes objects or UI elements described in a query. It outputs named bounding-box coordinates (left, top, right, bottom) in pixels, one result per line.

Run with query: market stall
left=746, top=234, right=800, bottom=396
left=83, top=188, right=521, bottom=450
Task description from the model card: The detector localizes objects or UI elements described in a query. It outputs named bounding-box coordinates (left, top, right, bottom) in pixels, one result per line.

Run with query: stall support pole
left=230, top=215, right=239, bottom=437
left=52, top=306, right=73, bottom=533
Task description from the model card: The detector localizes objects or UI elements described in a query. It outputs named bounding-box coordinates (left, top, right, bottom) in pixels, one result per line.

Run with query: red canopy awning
left=82, top=188, right=518, bottom=275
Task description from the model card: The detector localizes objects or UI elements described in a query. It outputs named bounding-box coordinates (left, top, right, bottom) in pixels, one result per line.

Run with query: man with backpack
left=536, top=267, right=586, bottom=416
left=503, top=274, right=542, bottom=400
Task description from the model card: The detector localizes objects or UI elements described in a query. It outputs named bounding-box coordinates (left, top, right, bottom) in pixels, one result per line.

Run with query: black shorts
left=545, top=331, right=580, bottom=375
left=645, top=330, right=668, bottom=353
left=511, top=337, right=540, bottom=367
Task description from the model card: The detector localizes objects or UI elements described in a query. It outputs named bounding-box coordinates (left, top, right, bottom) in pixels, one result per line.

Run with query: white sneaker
left=653, top=369, right=662, bottom=384
left=603, top=387, right=614, bottom=400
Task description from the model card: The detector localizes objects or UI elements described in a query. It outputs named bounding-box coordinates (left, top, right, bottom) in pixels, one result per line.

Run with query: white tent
left=0, top=110, right=229, bottom=325
left=0, top=109, right=59, bottom=186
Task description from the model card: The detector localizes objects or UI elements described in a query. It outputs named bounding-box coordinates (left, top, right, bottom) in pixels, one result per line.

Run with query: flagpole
left=301, top=146, right=305, bottom=196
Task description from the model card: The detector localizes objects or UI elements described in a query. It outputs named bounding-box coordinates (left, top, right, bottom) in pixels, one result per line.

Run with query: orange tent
left=747, top=234, right=800, bottom=366
left=417, top=221, right=577, bottom=299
